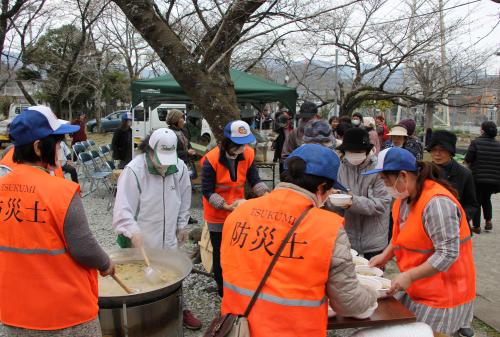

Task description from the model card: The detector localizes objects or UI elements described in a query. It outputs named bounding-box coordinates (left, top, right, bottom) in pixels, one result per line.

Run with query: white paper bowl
left=352, top=300, right=379, bottom=320
left=374, top=276, right=392, bottom=298
left=355, top=265, right=384, bottom=277
left=350, top=249, right=358, bottom=257
left=357, top=275, right=383, bottom=291
left=353, top=256, right=369, bottom=266
left=329, top=194, right=352, bottom=207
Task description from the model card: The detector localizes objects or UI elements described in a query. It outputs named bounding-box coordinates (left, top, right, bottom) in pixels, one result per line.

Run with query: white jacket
left=112, top=153, right=191, bottom=249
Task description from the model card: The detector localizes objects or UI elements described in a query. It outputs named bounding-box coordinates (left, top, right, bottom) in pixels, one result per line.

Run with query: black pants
left=209, top=231, right=223, bottom=297
left=62, top=163, right=78, bottom=183
left=363, top=250, right=384, bottom=261
left=473, top=183, right=495, bottom=227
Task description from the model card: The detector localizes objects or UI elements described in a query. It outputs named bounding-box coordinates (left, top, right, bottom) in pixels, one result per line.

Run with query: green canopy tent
left=131, top=69, right=297, bottom=114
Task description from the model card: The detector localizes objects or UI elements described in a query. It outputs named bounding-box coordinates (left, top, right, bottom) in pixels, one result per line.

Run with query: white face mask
left=385, top=174, right=410, bottom=199
left=57, top=148, right=65, bottom=163
left=352, top=119, right=361, bottom=126
left=345, top=152, right=366, bottom=166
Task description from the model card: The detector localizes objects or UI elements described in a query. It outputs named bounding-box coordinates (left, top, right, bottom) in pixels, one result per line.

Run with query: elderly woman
left=1, top=106, right=114, bottom=337
left=399, top=119, right=423, bottom=160
left=336, top=128, right=391, bottom=259
left=363, top=116, right=380, bottom=154
left=166, top=109, right=196, bottom=164
left=303, top=119, right=336, bottom=149
left=367, top=147, right=476, bottom=336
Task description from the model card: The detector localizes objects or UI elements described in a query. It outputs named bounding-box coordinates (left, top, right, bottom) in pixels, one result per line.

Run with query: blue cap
left=223, top=120, right=256, bottom=145
left=122, top=112, right=132, bottom=121
left=362, top=147, right=417, bottom=175
left=285, top=144, right=347, bottom=192
left=9, top=106, right=80, bottom=146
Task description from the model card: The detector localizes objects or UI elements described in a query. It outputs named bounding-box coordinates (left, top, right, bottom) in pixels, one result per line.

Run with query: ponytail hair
left=414, top=161, right=458, bottom=203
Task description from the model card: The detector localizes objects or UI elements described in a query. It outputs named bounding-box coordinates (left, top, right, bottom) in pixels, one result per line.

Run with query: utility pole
left=400, top=0, right=417, bottom=123
left=333, top=49, right=339, bottom=117
left=438, top=0, right=450, bottom=126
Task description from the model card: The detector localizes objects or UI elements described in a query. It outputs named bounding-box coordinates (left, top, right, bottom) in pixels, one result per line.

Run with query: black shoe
left=458, top=327, right=474, bottom=337
left=188, top=217, right=198, bottom=224
left=485, top=221, right=492, bottom=231
left=472, top=227, right=481, bottom=234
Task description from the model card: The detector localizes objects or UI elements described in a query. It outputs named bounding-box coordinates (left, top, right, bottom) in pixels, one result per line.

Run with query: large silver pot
left=98, top=248, right=192, bottom=337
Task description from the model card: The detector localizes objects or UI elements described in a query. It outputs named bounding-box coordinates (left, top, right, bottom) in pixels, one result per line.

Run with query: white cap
left=149, top=128, right=178, bottom=166
left=223, top=120, right=256, bottom=144
left=388, top=126, right=408, bottom=137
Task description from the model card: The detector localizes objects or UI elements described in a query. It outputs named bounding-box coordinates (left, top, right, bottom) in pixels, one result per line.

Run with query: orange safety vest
left=202, top=145, right=255, bottom=224
left=392, top=180, right=476, bottom=309
left=0, top=164, right=98, bottom=330
left=221, top=188, right=343, bottom=337
left=0, top=146, right=65, bottom=178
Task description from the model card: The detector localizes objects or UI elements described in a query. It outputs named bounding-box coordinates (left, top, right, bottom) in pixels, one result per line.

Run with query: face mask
left=345, top=152, right=366, bottom=166
left=385, top=174, right=410, bottom=199
left=57, top=148, right=65, bottom=163
left=352, top=119, right=361, bottom=126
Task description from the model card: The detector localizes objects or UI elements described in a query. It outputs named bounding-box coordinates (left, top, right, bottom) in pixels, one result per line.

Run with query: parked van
left=132, top=103, right=187, bottom=144
left=132, top=103, right=215, bottom=148
left=0, top=103, right=31, bottom=146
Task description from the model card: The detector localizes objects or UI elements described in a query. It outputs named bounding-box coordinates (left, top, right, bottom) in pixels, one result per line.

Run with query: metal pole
left=333, top=49, right=339, bottom=117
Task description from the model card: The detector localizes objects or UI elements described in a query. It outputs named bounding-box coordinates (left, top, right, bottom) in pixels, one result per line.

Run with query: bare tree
left=9, top=0, right=48, bottom=104
left=110, top=0, right=361, bottom=139
left=272, top=0, right=493, bottom=124
left=50, top=0, right=109, bottom=115
left=97, top=3, right=157, bottom=81
left=0, top=0, right=31, bottom=90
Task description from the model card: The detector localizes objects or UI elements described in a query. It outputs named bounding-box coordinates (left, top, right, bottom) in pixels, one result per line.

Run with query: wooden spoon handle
left=140, top=246, right=151, bottom=267
left=111, top=274, right=134, bottom=294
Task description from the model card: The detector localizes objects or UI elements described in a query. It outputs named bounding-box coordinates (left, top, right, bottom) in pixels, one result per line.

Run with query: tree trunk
left=95, top=89, right=103, bottom=132
left=16, top=80, right=36, bottom=105
left=111, top=0, right=257, bottom=141
left=68, top=101, right=73, bottom=121
left=424, top=102, right=434, bottom=130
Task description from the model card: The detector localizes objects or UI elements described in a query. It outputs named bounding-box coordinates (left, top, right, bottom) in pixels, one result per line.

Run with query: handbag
left=203, top=207, right=312, bottom=337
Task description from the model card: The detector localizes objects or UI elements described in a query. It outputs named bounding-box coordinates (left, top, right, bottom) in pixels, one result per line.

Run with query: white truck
left=0, top=103, right=31, bottom=146
left=132, top=103, right=216, bottom=149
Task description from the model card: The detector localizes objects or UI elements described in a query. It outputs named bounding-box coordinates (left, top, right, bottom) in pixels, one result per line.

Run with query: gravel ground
left=0, top=133, right=496, bottom=336
left=75, top=183, right=354, bottom=337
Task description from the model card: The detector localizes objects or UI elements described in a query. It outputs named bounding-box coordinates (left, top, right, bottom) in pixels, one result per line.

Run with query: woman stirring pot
left=365, top=147, right=476, bottom=336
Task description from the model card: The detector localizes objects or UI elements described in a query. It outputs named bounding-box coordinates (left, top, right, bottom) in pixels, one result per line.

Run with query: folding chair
left=90, top=150, right=113, bottom=172
left=78, top=152, right=112, bottom=196
left=72, top=143, right=86, bottom=173
left=99, top=145, right=112, bottom=161
left=81, top=140, right=91, bottom=149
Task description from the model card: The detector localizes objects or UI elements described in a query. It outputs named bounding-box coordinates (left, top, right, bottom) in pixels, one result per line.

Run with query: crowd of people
left=1, top=103, right=500, bottom=337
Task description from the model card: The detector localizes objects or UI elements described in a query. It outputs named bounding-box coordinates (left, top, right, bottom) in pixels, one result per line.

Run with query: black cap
left=428, top=130, right=457, bottom=155
left=339, top=127, right=373, bottom=152
left=297, top=101, right=318, bottom=119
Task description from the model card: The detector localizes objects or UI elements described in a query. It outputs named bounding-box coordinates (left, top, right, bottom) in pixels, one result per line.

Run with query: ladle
left=111, top=274, right=135, bottom=294
left=140, top=246, right=162, bottom=284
